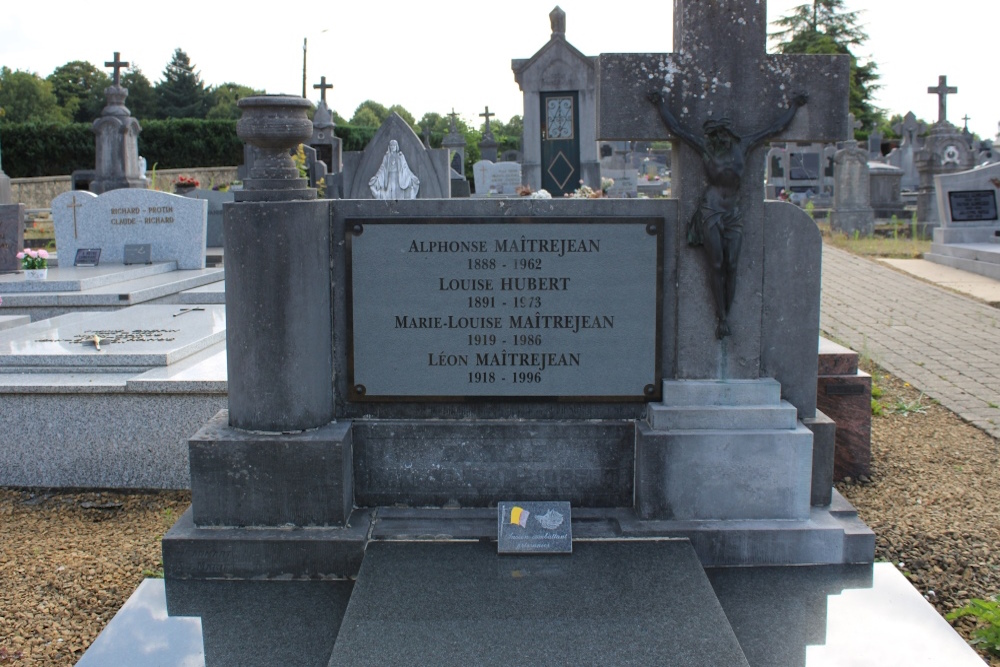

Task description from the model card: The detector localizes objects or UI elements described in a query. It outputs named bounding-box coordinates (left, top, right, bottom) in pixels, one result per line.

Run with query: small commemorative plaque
left=74, top=248, right=102, bottom=267
left=949, top=190, right=998, bottom=222
left=124, top=243, right=152, bottom=265
left=498, top=501, right=572, bottom=554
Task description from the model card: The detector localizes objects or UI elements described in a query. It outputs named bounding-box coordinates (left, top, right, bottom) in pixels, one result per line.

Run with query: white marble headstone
left=52, top=189, right=207, bottom=269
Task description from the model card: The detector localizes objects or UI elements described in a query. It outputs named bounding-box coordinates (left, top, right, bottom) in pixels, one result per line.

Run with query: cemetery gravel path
left=822, top=243, right=1000, bottom=439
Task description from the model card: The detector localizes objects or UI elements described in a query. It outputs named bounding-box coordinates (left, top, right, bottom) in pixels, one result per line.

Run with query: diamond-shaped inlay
left=547, top=151, right=576, bottom=191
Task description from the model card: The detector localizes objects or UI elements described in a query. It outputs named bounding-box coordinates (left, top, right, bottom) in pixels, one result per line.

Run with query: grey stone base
left=352, top=419, right=634, bottom=508
left=189, top=412, right=353, bottom=527
left=161, top=507, right=370, bottom=580
left=830, top=208, right=875, bottom=237
left=926, top=241, right=1000, bottom=281
left=804, top=411, right=836, bottom=507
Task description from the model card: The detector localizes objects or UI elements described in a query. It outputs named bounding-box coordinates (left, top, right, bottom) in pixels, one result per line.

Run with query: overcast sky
left=2, top=1, right=996, bottom=139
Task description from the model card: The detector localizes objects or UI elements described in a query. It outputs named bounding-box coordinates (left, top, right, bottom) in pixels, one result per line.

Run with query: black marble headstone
left=948, top=190, right=998, bottom=222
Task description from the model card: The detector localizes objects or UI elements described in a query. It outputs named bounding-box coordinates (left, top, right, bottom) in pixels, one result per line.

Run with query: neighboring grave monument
left=477, top=106, right=498, bottom=164
left=309, top=75, right=343, bottom=176
left=925, top=162, right=1000, bottom=277
left=885, top=111, right=925, bottom=191
left=52, top=189, right=207, bottom=269
left=512, top=7, right=601, bottom=196
left=340, top=113, right=450, bottom=199
left=830, top=135, right=875, bottom=237
left=916, top=76, right=976, bottom=224
left=90, top=52, right=149, bottom=194
left=441, top=109, right=470, bottom=197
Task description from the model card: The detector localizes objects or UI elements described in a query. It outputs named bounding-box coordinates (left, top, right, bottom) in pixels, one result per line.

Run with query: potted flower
left=174, top=175, right=200, bottom=194
left=17, top=248, right=49, bottom=280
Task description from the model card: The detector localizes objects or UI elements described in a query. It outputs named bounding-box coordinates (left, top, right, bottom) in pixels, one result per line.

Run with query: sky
left=1, top=0, right=997, bottom=140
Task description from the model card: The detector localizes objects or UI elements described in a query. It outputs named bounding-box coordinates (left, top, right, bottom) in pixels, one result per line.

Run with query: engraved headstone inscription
left=497, top=501, right=573, bottom=554
left=948, top=191, right=998, bottom=222
left=347, top=218, right=662, bottom=400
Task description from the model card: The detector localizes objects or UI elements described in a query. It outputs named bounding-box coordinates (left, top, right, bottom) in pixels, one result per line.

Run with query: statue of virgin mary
left=369, top=139, right=420, bottom=200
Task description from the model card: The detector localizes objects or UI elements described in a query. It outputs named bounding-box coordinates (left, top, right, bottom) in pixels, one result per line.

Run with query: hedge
left=0, top=120, right=381, bottom=178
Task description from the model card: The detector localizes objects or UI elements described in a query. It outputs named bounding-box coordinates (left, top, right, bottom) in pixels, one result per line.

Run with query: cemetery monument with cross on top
left=598, top=0, right=848, bottom=372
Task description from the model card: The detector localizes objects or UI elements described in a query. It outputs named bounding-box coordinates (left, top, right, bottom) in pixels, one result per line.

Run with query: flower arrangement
left=176, top=175, right=200, bottom=188
left=16, top=248, right=49, bottom=270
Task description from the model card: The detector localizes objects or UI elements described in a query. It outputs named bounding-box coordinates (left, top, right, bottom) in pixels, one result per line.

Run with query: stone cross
left=448, top=108, right=460, bottom=133
left=479, top=106, right=496, bottom=140
left=313, top=76, right=333, bottom=103
left=104, top=52, right=129, bottom=87
left=962, top=114, right=971, bottom=132
left=927, top=75, right=957, bottom=124
left=597, top=0, right=848, bottom=363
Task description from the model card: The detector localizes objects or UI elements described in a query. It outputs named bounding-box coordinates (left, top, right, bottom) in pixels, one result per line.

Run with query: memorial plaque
left=347, top=218, right=662, bottom=400
left=74, top=248, right=102, bottom=267
left=497, top=501, right=572, bottom=554
left=124, top=243, right=152, bottom=265
left=948, top=190, right=998, bottom=222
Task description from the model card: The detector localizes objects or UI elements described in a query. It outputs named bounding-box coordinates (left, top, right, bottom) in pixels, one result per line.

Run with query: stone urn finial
left=236, top=95, right=317, bottom=202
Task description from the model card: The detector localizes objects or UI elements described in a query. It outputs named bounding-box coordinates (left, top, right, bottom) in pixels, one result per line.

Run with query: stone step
left=647, top=401, right=798, bottom=430
left=327, top=540, right=750, bottom=667
left=659, top=379, right=781, bottom=407
left=924, top=250, right=1000, bottom=281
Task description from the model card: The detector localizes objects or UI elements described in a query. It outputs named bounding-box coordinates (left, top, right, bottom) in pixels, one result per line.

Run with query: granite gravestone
left=830, top=140, right=875, bottom=236
left=52, top=189, right=207, bottom=269
left=0, top=205, right=25, bottom=272
left=471, top=160, right=522, bottom=195
left=933, top=161, right=1000, bottom=231
left=91, top=52, right=148, bottom=194
left=160, top=9, right=871, bottom=587
left=886, top=111, right=925, bottom=191
left=181, top=189, right=233, bottom=247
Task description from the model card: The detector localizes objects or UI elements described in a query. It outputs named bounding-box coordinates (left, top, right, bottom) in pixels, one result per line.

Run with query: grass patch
left=818, top=220, right=930, bottom=259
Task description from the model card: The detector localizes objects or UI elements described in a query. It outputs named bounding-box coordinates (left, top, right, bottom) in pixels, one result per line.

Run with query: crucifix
left=598, top=0, right=848, bottom=343
left=67, top=194, right=82, bottom=239
left=927, top=75, right=957, bottom=124
left=313, top=76, right=333, bottom=103
left=104, top=51, right=129, bottom=86
left=447, top=108, right=460, bottom=133
left=962, top=114, right=971, bottom=132
left=479, top=106, right=496, bottom=140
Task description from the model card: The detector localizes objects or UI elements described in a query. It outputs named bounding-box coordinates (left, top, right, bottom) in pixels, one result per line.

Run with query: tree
left=771, top=1, right=881, bottom=134
left=156, top=48, right=208, bottom=119
left=207, top=82, right=264, bottom=120
left=0, top=67, right=70, bottom=124
left=351, top=100, right=388, bottom=126
left=46, top=61, right=109, bottom=123
left=121, top=66, right=157, bottom=119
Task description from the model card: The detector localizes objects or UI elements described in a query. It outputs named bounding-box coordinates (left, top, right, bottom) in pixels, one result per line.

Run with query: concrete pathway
left=821, top=245, right=1000, bottom=439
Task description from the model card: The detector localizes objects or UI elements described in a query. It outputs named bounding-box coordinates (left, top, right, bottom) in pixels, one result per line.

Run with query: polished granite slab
left=329, top=540, right=748, bottom=666
left=179, top=280, right=226, bottom=304
left=0, top=262, right=177, bottom=293
left=0, top=305, right=225, bottom=369
left=75, top=558, right=986, bottom=667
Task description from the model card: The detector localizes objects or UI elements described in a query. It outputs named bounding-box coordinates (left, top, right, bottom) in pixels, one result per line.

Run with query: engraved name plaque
left=948, top=190, right=998, bottom=223
left=347, top=218, right=662, bottom=400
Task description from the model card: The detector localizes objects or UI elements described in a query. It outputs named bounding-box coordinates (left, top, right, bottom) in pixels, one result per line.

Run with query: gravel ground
left=1, top=368, right=999, bottom=665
